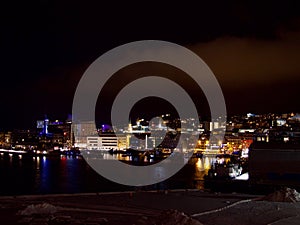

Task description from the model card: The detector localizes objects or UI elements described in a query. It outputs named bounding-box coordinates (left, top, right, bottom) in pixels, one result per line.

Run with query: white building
left=87, top=134, right=128, bottom=150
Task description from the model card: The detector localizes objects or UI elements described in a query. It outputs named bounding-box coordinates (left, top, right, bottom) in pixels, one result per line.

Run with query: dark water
left=0, top=153, right=214, bottom=195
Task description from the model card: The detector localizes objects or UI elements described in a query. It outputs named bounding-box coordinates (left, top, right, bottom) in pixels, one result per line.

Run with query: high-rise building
left=36, top=115, right=74, bottom=150
left=73, top=121, right=98, bottom=149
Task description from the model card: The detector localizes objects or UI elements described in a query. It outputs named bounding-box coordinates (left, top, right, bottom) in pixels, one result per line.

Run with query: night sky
left=1, top=1, right=300, bottom=129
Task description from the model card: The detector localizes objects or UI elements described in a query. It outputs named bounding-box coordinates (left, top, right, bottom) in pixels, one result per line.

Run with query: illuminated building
left=48, top=118, right=72, bottom=149
left=11, top=129, right=39, bottom=150
left=72, top=121, right=98, bottom=149
left=86, top=134, right=128, bottom=150
left=36, top=116, right=50, bottom=136
left=0, top=131, right=12, bottom=149
left=37, top=115, right=73, bottom=150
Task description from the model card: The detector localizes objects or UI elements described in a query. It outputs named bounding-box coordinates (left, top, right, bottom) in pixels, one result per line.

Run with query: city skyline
left=1, top=1, right=300, bottom=129
left=1, top=3, right=300, bottom=221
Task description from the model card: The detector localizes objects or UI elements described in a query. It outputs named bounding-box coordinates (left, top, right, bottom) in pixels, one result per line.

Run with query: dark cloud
left=189, top=31, right=300, bottom=86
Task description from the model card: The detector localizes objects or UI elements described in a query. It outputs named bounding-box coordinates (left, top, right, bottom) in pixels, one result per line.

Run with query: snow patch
left=17, top=203, right=57, bottom=216
left=263, top=187, right=300, bottom=202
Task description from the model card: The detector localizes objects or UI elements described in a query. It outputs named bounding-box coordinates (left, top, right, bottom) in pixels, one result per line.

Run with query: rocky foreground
left=0, top=188, right=300, bottom=225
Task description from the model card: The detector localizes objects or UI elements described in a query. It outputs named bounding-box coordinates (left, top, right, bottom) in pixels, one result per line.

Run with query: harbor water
left=0, top=153, right=215, bottom=195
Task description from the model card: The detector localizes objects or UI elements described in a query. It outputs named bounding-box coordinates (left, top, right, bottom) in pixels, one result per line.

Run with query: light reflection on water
left=0, top=153, right=215, bottom=195
left=192, top=157, right=216, bottom=189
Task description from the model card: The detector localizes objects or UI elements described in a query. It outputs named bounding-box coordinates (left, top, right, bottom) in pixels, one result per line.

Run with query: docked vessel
left=206, top=154, right=243, bottom=179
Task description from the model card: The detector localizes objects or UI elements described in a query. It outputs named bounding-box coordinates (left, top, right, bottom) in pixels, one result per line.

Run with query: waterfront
left=0, top=152, right=216, bottom=196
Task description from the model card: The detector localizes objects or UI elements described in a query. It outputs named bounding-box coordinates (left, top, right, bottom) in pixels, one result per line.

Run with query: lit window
left=257, top=137, right=261, bottom=141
